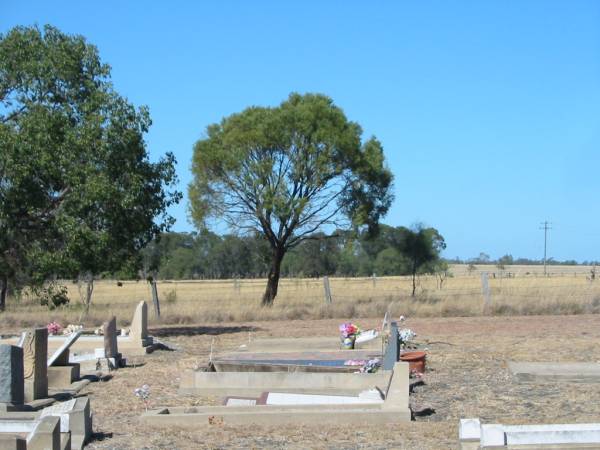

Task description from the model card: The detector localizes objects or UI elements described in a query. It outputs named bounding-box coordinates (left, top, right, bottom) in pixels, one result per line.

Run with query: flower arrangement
left=134, top=384, right=150, bottom=411
left=63, top=324, right=83, bottom=335
left=399, top=328, right=416, bottom=346
left=339, top=322, right=360, bottom=338
left=359, top=358, right=381, bottom=373
left=46, top=321, right=62, bottom=336
left=339, top=322, right=361, bottom=349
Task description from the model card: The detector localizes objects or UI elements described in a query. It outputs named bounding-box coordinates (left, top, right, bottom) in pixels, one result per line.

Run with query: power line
left=540, top=221, right=552, bottom=276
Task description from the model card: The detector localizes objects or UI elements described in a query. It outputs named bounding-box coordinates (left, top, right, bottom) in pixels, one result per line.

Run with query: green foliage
left=36, top=283, right=70, bottom=309
left=137, top=225, right=447, bottom=281
left=0, top=25, right=181, bottom=310
left=189, top=93, right=393, bottom=305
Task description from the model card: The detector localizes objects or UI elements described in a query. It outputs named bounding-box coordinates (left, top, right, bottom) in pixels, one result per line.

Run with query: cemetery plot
left=509, top=362, right=600, bottom=383
left=143, top=362, right=411, bottom=428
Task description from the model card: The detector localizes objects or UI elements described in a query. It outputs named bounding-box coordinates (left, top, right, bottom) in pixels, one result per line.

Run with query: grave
left=0, top=415, right=66, bottom=450
left=94, top=317, right=124, bottom=370
left=180, top=370, right=392, bottom=396
left=22, top=329, right=48, bottom=403
left=47, top=332, right=82, bottom=390
left=224, top=389, right=384, bottom=406
left=210, top=323, right=399, bottom=374
left=459, top=418, right=600, bottom=449
left=0, top=398, right=92, bottom=450
left=1, top=301, right=160, bottom=357
left=143, top=362, right=410, bottom=428
left=509, top=361, right=600, bottom=383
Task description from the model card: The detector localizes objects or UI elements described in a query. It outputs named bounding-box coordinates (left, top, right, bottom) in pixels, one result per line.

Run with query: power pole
left=540, top=221, right=552, bottom=276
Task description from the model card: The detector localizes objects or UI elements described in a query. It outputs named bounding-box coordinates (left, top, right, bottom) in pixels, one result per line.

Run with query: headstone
left=382, top=322, right=399, bottom=370
left=103, top=317, right=118, bottom=359
left=47, top=330, right=82, bottom=367
left=0, top=345, right=24, bottom=407
left=22, top=328, right=48, bottom=402
left=130, top=301, right=148, bottom=342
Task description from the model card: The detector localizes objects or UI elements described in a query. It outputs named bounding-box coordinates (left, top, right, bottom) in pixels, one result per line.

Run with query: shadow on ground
left=149, top=325, right=261, bottom=337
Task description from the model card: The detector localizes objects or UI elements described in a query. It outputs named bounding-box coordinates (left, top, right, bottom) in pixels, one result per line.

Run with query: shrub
left=38, top=284, right=70, bottom=309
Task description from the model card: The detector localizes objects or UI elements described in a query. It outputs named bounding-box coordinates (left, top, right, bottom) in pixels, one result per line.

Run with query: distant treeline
left=130, top=227, right=595, bottom=281
left=134, top=225, right=446, bottom=280
left=447, top=253, right=598, bottom=267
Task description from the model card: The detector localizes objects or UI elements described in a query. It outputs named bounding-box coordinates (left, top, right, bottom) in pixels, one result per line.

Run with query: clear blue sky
left=3, top=1, right=599, bottom=262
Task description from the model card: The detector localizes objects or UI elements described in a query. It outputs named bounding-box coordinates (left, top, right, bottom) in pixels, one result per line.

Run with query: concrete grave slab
left=459, top=418, right=600, bottom=449
left=509, top=362, right=600, bottom=383
left=180, top=370, right=391, bottom=396
left=145, top=362, right=410, bottom=428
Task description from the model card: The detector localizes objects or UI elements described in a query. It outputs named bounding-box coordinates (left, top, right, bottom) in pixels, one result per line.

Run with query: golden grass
left=2, top=264, right=598, bottom=329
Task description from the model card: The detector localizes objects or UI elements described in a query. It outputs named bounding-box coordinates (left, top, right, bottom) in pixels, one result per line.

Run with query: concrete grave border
left=460, top=418, right=600, bottom=449
left=143, top=362, right=410, bottom=428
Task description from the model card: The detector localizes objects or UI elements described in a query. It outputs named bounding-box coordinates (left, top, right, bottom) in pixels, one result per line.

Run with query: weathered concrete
left=103, top=317, right=118, bottom=359
left=27, top=415, right=60, bottom=450
left=146, top=362, right=410, bottom=427
left=22, top=329, right=48, bottom=402
left=0, top=434, right=26, bottom=450
left=235, top=336, right=381, bottom=353
left=180, top=370, right=392, bottom=396
left=459, top=418, right=600, bottom=449
left=0, top=345, right=24, bottom=408
left=509, top=362, right=600, bottom=383
left=382, top=322, right=399, bottom=370
left=130, top=301, right=148, bottom=344
left=47, top=332, right=82, bottom=368
left=47, top=365, right=80, bottom=390
left=39, top=397, right=91, bottom=450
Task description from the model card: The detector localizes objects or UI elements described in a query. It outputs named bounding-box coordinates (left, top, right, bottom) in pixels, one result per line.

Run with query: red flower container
left=400, top=351, right=426, bottom=373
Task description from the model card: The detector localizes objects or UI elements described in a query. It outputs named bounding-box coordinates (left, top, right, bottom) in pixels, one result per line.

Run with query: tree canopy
left=189, top=93, right=394, bottom=305
left=0, top=25, right=181, bottom=310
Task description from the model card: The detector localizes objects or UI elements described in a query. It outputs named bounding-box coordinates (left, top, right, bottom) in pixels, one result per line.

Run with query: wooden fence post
left=150, top=278, right=161, bottom=319
left=481, top=272, right=491, bottom=313
left=323, top=276, right=332, bottom=304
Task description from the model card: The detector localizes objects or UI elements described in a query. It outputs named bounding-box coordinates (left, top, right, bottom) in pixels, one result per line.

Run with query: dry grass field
left=1, top=264, right=599, bottom=330
left=76, top=314, right=600, bottom=449
left=1, top=265, right=599, bottom=448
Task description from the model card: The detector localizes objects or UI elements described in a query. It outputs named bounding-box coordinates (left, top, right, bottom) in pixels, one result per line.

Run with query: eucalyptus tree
left=189, top=93, right=394, bottom=305
left=0, top=25, right=180, bottom=311
left=394, top=225, right=446, bottom=296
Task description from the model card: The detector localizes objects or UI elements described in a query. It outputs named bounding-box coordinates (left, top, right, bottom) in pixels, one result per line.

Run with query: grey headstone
left=103, top=317, right=118, bottom=358
left=22, top=328, right=48, bottom=402
left=0, top=345, right=24, bottom=405
left=382, top=322, right=399, bottom=370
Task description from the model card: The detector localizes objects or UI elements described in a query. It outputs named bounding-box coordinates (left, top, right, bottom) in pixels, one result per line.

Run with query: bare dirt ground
left=80, top=314, right=600, bottom=449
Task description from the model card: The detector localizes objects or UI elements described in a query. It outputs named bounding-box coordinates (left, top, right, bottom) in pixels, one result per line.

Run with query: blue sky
left=2, top=1, right=599, bottom=261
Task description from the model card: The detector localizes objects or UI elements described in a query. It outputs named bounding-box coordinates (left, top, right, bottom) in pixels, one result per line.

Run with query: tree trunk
left=0, top=274, right=7, bottom=312
left=262, top=247, right=285, bottom=307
